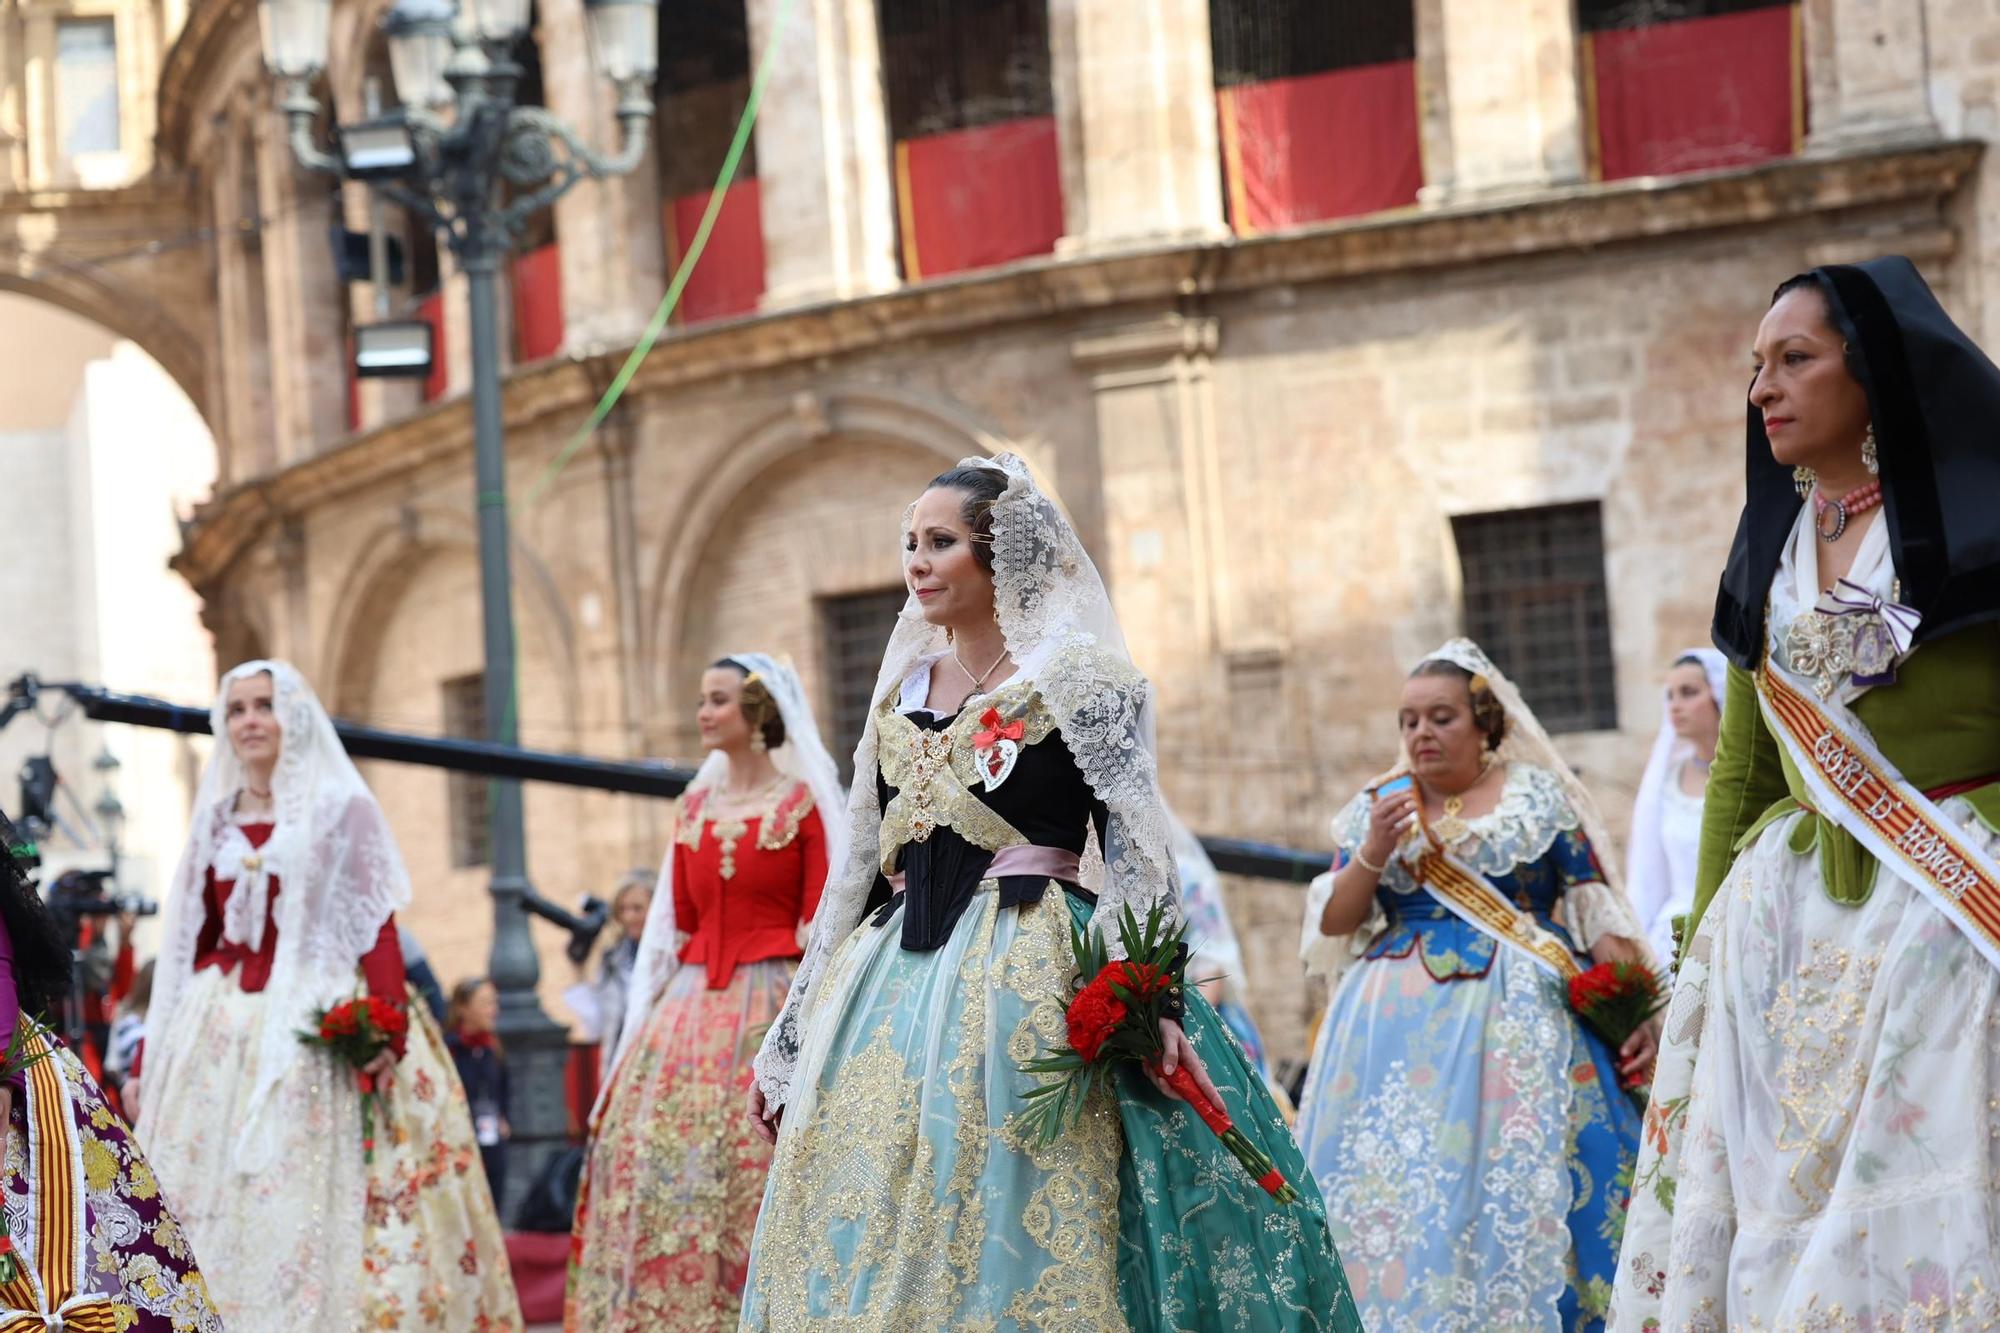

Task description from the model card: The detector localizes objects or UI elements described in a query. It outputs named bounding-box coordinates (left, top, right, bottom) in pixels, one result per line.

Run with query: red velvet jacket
left=674, top=784, right=827, bottom=989
left=134, top=822, right=409, bottom=1076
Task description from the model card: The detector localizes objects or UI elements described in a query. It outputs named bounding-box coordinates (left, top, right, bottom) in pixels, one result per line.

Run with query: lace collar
left=1771, top=505, right=1912, bottom=704
left=1335, top=763, right=1583, bottom=893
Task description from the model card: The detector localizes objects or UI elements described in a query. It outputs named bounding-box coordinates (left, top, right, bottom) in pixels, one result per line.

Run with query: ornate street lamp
left=258, top=0, right=658, bottom=1211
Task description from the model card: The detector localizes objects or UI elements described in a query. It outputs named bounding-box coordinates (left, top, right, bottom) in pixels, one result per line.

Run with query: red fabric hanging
left=1589, top=4, right=1803, bottom=182
left=418, top=291, right=447, bottom=402
left=1218, top=60, right=1422, bottom=235
left=894, top=116, right=1063, bottom=280
left=511, top=242, right=565, bottom=362
left=665, top=177, right=767, bottom=325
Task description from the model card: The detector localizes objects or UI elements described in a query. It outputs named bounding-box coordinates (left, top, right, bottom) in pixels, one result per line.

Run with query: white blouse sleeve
left=1299, top=793, right=1389, bottom=985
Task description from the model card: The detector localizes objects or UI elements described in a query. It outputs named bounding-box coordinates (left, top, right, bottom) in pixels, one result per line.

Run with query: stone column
left=1048, top=0, right=1227, bottom=251
left=745, top=0, right=899, bottom=307
left=22, top=10, right=54, bottom=187
left=1422, top=0, right=1585, bottom=201
left=1802, top=0, right=1937, bottom=152
left=254, top=108, right=349, bottom=463
left=536, top=0, right=666, bottom=350
left=1069, top=313, right=1236, bottom=812
left=0, top=5, right=24, bottom=190
left=212, top=110, right=276, bottom=477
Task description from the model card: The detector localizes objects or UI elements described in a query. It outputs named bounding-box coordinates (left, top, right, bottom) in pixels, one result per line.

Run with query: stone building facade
left=6, top=0, right=1991, bottom=1064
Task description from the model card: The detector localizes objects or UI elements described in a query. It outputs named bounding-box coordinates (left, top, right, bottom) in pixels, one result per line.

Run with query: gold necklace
left=953, top=644, right=1008, bottom=694
left=1430, top=757, right=1495, bottom=846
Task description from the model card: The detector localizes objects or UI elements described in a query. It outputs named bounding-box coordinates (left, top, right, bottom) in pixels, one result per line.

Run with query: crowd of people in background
left=0, top=253, right=1991, bottom=1330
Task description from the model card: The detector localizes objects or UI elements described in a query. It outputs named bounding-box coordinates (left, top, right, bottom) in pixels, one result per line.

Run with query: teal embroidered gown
left=740, top=665, right=1360, bottom=1331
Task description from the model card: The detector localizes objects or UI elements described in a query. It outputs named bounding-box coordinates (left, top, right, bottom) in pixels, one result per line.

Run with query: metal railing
left=6, top=676, right=1333, bottom=883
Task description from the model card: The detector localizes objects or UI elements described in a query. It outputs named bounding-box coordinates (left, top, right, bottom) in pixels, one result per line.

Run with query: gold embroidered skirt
left=742, top=884, right=1359, bottom=1332
left=566, top=958, right=795, bottom=1333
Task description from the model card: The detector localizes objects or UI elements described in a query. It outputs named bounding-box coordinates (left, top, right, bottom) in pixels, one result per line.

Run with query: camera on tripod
left=45, top=869, right=157, bottom=944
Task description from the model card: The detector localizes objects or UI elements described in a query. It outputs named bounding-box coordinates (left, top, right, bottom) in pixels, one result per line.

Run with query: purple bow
left=1828, top=578, right=1922, bottom=655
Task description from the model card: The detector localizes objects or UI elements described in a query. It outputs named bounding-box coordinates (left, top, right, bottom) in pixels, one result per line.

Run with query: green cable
left=495, top=0, right=797, bottom=767
left=520, top=0, right=797, bottom=511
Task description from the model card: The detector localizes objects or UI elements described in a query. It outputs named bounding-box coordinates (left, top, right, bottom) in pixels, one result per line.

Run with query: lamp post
left=257, top=0, right=658, bottom=1209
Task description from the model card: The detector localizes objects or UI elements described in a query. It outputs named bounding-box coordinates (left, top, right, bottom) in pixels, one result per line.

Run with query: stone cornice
left=173, top=138, right=1982, bottom=589
left=0, top=175, right=193, bottom=224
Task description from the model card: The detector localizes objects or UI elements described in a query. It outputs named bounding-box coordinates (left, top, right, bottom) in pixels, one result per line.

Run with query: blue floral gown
left=1295, top=761, right=1641, bottom=1331
left=741, top=661, right=1359, bottom=1331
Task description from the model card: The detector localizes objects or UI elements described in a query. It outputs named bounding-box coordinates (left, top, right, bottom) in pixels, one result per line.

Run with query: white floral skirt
left=1611, top=801, right=2000, bottom=1329
left=138, top=968, right=522, bottom=1332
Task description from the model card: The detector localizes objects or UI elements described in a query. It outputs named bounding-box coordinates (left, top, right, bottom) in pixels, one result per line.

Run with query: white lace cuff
left=1556, top=880, right=1631, bottom=954
left=1300, top=871, right=1386, bottom=986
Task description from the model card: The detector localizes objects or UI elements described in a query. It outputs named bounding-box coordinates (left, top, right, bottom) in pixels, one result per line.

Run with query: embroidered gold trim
left=757, top=783, right=815, bottom=852
left=875, top=680, right=1054, bottom=873
left=677, top=783, right=814, bottom=877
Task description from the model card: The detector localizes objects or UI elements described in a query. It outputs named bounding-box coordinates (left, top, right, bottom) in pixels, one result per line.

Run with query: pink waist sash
left=886, top=843, right=1083, bottom=895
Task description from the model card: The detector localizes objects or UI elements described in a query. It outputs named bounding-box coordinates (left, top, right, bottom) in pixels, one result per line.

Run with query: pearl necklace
left=1814, top=480, right=1882, bottom=543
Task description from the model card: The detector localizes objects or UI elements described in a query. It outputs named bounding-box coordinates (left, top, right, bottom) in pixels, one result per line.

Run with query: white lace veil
left=751, top=452, right=1180, bottom=1108
left=1625, top=647, right=1726, bottom=950
left=607, top=652, right=849, bottom=1085
left=141, top=660, right=412, bottom=1167
left=1416, top=638, right=1650, bottom=951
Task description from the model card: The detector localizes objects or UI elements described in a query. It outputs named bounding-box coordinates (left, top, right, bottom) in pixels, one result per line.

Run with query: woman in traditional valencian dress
left=0, top=809, right=223, bottom=1332
left=1626, top=650, right=1725, bottom=967
left=1296, top=640, right=1655, bottom=1331
left=566, top=654, right=840, bottom=1331
left=738, top=455, right=1359, bottom=1331
left=1611, top=258, right=2000, bottom=1326
left=132, top=661, right=519, bottom=1332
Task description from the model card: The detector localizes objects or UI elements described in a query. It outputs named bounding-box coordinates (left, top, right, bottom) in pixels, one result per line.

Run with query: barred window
left=55, top=20, right=120, bottom=165
left=1209, top=0, right=1415, bottom=85
left=1577, top=0, right=1782, bottom=33
left=878, top=0, right=1054, bottom=139
left=442, top=673, right=492, bottom=869
left=1451, top=503, right=1618, bottom=734
left=820, top=589, right=909, bottom=781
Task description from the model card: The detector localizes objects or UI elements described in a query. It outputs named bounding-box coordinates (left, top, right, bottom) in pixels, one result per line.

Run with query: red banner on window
left=895, top=116, right=1063, bottom=281
left=665, top=178, right=767, bottom=325
left=1587, top=4, right=1803, bottom=182
left=512, top=242, right=564, bottom=362
left=1218, top=61, right=1421, bottom=236
left=418, top=292, right=446, bottom=403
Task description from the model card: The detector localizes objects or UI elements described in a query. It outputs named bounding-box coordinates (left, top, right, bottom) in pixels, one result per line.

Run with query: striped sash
left=1412, top=840, right=1583, bottom=983
left=0, top=1022, right=117, bottom=1333
left=1759, top=655, right=2000, bottom=973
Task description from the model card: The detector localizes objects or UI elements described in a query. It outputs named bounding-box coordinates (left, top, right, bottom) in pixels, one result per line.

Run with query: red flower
left=1064, top=978, right=1128, bottom=1062
left=1064, top=961, right=1174, bottom=1062
left=365, top=996, right=409, bottom=1037
left=1104, top=961, right=1168, bottom=999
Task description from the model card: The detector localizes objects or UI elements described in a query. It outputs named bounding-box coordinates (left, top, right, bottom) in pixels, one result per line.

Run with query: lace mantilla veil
left=142, top=660, right=412, bottom=1168
left=1419, top=638, right=1652, bottom=958
left=751, top=452, right=1182, bottom=1109
left=606, top=653, right=850, bottom=1085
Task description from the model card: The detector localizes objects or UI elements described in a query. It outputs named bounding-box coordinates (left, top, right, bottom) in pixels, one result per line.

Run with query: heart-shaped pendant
left=975, top=736, right=1020, bottom=791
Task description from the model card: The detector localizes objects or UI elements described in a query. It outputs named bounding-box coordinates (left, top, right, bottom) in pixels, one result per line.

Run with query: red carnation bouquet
left=299, top=995, right=407, bottom=1163
left=1018, top=902, right=1300, bottom=1204
left=1568, top=960, right=1666, bottom=1106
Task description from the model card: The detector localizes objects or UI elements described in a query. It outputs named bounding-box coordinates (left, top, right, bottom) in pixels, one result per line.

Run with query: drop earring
left=1862, top=423, right=1880, bottom=476
left=1793, top=465, right=1817, bottom=500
